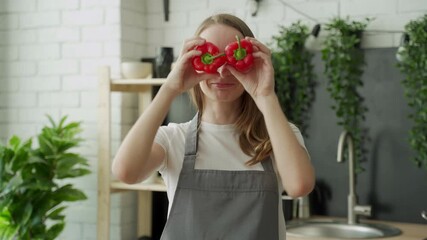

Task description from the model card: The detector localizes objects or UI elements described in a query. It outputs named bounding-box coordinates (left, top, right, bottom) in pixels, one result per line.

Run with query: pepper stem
left=201, top=53, right=225, bottom=65
left=234, top=35, right=247, bottom=61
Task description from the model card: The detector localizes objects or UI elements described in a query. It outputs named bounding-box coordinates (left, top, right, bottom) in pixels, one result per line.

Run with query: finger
left=246, top=37, right=271, bottom=55
left=173, top=49, right=201, bottom=72
left=175, top=49, right=202, bottom=72
left=253, top=51, right=273, bottom=64
left=181, top=49, right=202, bottom=62
left=225, top=65, right=245, bottom=82
left=180, top=37, right=206, bottom=56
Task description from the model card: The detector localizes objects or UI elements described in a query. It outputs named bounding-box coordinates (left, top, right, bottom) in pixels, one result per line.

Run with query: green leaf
left=57, top=168, right=91, bottom=179
left=45, top=222, right=65, bottom=240
left=398, top=13, right=427, bottom=169
left=13, top=202, right=33, bottom=227
left=46, top=114, right=57, bottom=129
left=0, top=208, right=18, bottom=240
left=270, top=21, right=315, bottom=137
left=0, top=208, right=13, bottom=226
left=0, top=174, right=23, bottom=198
left=8, top=136, right=21, bottom=151
left=52, top=185, right=87, bottom=202
left=322, top=17, right=370, bottom=173
left=37, top=135, right=56, bottom=156
left=47, top=206, right=66, bottom=220
left=0, top=115, right=90, bottom=238
left=0, top=227, right=18, bottom=240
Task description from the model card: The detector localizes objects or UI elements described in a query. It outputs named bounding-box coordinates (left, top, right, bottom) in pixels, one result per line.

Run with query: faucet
left=292, top=196, right=310, bottom=219
left=337, top=131, right=372, bottom=225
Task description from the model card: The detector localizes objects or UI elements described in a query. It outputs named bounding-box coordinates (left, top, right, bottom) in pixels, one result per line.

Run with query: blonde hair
left=189, top=13, right=272, bottom=165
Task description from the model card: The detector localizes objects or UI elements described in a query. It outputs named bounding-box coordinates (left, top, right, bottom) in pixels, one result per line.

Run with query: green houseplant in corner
left=0, top=116, right=91, bottom=240
left=397, top=14, right=427, bottom=170
left=321, top=17, right=371, bottom=173
left=271, top=21, right=316, bottom=136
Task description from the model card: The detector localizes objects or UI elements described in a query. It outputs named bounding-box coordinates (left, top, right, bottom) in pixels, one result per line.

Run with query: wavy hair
left=189, top=13, right=272, bottom=165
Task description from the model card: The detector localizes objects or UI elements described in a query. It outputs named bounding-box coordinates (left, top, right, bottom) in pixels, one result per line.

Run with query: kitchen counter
left=286, top=217, right=427, bottom=240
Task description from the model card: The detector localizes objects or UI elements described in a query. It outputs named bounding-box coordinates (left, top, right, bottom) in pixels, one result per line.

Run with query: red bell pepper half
left=192, top=42, right=226, bottom=73
left=225, top=35, right=254, bottom=72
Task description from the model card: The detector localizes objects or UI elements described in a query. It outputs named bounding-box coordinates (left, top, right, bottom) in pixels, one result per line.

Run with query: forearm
left=257, top=94, right=315, bottom=197
left=112, top=85, right=178, bottom=183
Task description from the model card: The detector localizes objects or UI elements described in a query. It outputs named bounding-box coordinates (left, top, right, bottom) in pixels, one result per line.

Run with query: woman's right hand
left=162, top=37, right=215, bottom=96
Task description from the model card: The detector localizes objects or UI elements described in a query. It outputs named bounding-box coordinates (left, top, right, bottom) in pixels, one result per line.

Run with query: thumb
left=225, top=65, right=245, bottom=83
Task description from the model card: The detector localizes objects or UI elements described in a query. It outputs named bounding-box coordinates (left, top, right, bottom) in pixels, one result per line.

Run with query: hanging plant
left=397, top=14, right=427, bottom=170
left=321, top=17, right=371, bottom=172
left=271, top=21, right=316, bottom=137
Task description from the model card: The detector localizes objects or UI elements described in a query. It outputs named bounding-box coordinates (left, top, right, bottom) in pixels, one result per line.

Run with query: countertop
left=286, top=217, right=427, bottom=240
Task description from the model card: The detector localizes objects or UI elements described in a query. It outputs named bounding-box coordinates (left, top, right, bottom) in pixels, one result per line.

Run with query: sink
left=287, top=219, right=401, bottom=239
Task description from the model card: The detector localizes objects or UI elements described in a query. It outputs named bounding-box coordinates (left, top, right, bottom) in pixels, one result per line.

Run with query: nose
left=217, top=64, right=231, bottom=78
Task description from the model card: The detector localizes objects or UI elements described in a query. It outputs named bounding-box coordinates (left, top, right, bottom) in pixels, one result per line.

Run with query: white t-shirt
left=155, top=120, right=307, bottom=240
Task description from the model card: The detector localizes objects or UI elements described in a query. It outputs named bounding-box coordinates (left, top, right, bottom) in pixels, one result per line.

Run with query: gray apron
left=160, top=114, right=279, bottom=240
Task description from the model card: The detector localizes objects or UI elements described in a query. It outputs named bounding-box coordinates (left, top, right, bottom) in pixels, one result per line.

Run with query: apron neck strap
left=260, top=157, right=274, bottom=173
left=182, top=112, right=274, bottom=173
left=184, top=113, right=199, bottom=157
left=182, top=113, right=199, bottom=171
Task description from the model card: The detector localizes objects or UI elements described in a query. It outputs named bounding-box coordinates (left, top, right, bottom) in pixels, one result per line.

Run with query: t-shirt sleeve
left=288, top=122, right=310, bottom=158
left=154, top=122, right=189, bottom=173
left=154, top=125, right=171, bottom=172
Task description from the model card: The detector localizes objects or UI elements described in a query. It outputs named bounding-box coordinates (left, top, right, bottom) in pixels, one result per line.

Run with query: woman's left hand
left=226, top=37, right=276, bottom=102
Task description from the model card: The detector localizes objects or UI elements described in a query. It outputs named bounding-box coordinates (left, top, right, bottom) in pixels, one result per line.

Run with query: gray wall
left=306, top=48, right=427, bottom=223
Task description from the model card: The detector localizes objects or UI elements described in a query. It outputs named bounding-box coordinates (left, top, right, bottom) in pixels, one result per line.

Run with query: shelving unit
left=97, top=66, right=167, bottom=240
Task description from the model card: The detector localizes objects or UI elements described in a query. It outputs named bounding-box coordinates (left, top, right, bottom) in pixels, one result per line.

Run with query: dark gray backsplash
left=155, top=48, right=427, bottom=225
left=305, top=48, right=427, bottom=223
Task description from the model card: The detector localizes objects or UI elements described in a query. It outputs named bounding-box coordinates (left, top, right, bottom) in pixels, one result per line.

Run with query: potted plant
left=271, top=21, right=316, bottom=136
left=0, top=116, right=91, bottom=240
left=321, top=17, right=371, bottom=172
left=397, top=14, right=427, bottom=170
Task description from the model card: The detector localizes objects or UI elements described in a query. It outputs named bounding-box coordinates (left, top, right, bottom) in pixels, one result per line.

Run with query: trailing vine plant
left=397, top=14, right=427, bottom=170
left=321, top=17, right=371, bottom=173
left=271, top=21, right=316, bottom=137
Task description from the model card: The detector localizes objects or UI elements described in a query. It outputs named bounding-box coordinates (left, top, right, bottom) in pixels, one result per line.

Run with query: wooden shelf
left=111, top=78, right=167, bottom=92
left=97, top=66, right=167, bottom=240
left=111, top=180, right=167, bottom=192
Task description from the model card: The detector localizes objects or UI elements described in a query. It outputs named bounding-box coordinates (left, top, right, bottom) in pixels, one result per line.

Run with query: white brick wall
left=37, top=0, right=80, bottom=11
left=145, top=0, right=427, bottom=53
left=1, top=0, right=427, bottom=239
left=19, top=76, right=61, bottom=91
left=20, top=44, right=60, bottom=60
left=62, top=42, right=104, bottom=58
left=38, top=27, right=81, bottom=42
left=0, top=0, right=37, bottom=13
left=20, top=12, right=61, bottom=28
left=0, top=14, right=19, bottom=30
left=62, top=9, right=104, bottom=26
left=0, top=0, right=141, bottom=239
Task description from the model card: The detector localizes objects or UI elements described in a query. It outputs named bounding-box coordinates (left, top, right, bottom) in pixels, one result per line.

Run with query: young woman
left=112, top=13, right=315, bottom=240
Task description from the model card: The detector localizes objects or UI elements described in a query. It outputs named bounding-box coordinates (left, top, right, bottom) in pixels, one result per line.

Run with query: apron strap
left=260, top=157, right=275, bottom=173
left=182, top=112, right=275, bottom=173
left=182, top=113, right=199, bottom=171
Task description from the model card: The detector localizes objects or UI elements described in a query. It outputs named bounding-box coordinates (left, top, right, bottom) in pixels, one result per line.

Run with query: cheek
left=236, top=84, right=245, bottom=95
left=199, top=81, right=210, bottom=94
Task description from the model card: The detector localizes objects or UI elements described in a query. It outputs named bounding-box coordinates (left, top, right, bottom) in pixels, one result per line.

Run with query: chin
left=213, top=92, right=244, bottom=103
